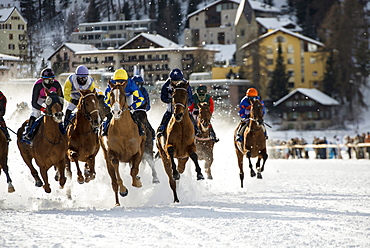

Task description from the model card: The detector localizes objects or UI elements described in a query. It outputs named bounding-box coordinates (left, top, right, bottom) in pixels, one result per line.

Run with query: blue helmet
left=169, top=68, right=184, bottom=81
left=132, top=75, right=144, bottom=84
left=41, top=68, right=55, bottom=78
left=75, top=65, right=89, bottom=77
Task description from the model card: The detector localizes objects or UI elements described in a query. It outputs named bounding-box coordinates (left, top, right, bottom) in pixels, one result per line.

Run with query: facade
left=274, top=88, right=339, bottom=130
left=239, top=28, right=327, bottom=97
left=48, top=43, right=99, bottom=74
left=48, top=33, right=218, bottom=84
left=0, top=7, right=28, bottom=60
left=70, top=19, right=155, bottom=49
left=0, top=53, right=22, bottom=81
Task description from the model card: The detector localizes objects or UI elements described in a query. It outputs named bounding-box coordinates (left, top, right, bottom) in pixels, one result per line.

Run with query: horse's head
left=171, top=80, right=189, bottom=122
left=44, top=89, right=64, bottom=123
left=109, top=80, right=128, bottom=119
left=249, top=99, right=264, bottom=126
left=79, top=89, right=101, bottom=128
left=198, top=102, right=211, bottom=131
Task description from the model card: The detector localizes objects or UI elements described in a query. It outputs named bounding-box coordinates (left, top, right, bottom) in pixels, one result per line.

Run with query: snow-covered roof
left=47, top=43, right=98, bottom=60
left=0, top=7, right=26, bottom=23
left=274, top=88, right=340, bottom=106
left=187, top=0, right=240, bottom=19
left=119, top=33, right=181, bottom=49
left=0, top=53, right=21, bottom=61
left=256, top=17, right=302, bottom=32
left=204, top=44, right=236, bottom=62
left=239, top=27, right=324, bottom=50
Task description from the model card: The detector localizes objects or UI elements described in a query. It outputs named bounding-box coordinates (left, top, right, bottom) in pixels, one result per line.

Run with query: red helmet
left=246, top=88, right=258, bottom=97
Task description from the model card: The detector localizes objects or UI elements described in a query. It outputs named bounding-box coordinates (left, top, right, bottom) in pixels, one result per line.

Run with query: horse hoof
left=152, top=178, right=160, bottom=184
left=173, top=173, right=180, bottom=181
left=8, top=187, right=15, bottom=193
left=250, top=172, right=256, bottom=177
left=35, top=181, right=43, bottom=187
left=207, top=174, right=213, bottom=180
left=119, top=189, right=128, bottom=197
left=197, top=173, right=205, bottom=180
left=257, top=173, right=263, bottom=179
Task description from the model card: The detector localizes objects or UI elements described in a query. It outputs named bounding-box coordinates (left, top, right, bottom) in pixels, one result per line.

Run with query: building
left=239, top=28, right=327, bottom=97
left=273, top=88, right=339, bottom=130
left=0, top=7, right=28, bottom=60
left=48, top=43, right=99, bottom=74
left=48, top=33, right=219, bottom=84
left=70, top=19, right=155, bottom=49
left=0, top=53, right=22, bottom=81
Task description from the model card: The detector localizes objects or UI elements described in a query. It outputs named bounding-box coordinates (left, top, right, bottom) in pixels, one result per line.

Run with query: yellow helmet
left=113, top=69, right=128, bottom=80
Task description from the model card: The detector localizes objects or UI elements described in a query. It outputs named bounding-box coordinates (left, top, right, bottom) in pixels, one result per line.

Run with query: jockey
left=22, top=68, right=64, bottom=143
left=63, top=65, right=100, bottom=127
left=102, top=68, right=145, bottom=136
left=156, top=68, right=195, bottom=138
left=236, top=87, right=267, bottom=142
left=0, top=91, right=11, bottom=142
left=132, top=75, right=156, bottom=139
left=188, top=84, right=219, bottom=142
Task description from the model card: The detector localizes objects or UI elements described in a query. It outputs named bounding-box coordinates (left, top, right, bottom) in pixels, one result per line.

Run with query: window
left=19, top=34, right=25, bottom=40
left=86, top=27, right=93, bottom=31
left=19, top=44, right=26, bottom=50
left=18, top=24, right=25, bottom=30
left=266, top=47, right=273, bottom=54
left=287, top=58, right=294, bottom=64
left=9, top=34, right=13, bottom=40
left=95, top=26, right=101, bottom=30
left=275, top=36, right=285, bottom=42
left=310, top=57, right=316, bottom=64
left=287, top=45, right=294, bottom=53
left=240, top=29, right=245, bottom=37
left=312, top=71, right=318, bottom=76
left=95, top=34, right=101, bottom=40
left=109, top=26, right=116, bottom=31
left=308, top=43, right=317, bottom=52
left=102, top=26, right=107, bottom=30
left=88, top=35, right=94, bottom=40
left=267, top=59, right=273, bottom=65
left=313, top=81, right=319, bottom=87
left=288, top=70, right=294, bottom=77
left=8, top=44, right=15, bottom=50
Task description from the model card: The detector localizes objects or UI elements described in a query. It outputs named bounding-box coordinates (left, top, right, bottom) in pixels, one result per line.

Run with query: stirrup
left=236, top=135, right=243, bottom=142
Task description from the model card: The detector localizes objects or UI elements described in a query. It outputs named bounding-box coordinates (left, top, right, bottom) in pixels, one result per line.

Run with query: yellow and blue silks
left=104, top=78, right=144, bottom=109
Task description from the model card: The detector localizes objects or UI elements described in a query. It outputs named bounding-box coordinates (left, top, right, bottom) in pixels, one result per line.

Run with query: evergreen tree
left=268, top=42, right=289, bottom=102
left=52, top=54, right=64, bottom=76
left=156, top=0, right=182, bottom=42
left=122, top=1, right=132, bottom=20
left=322, top=50, right=337, bottom=98
left=42, top=0, right=57, bottom=21
left=86, top=0, right=100, bottom=23
left=65, top=4, right=79, bottom=41
left=60, top=0, right=72, bottom=9
left=20, top=0, right=37, bottom=27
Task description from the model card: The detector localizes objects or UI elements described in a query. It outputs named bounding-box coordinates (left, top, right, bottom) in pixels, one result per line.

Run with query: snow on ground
left=0, top=87, right=370, bottom=247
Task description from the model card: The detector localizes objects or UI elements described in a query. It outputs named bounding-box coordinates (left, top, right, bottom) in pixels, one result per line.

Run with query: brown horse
left=17, top=90, right=68, bottom=193
left=99, top=81, right=146, bottom=206
left=194, top=102, right=215, bottom=179
left=234, top=99, right=268, bottom=188
left=66, top=89, right=101, bottom=184
left=156, top=80, right=204, bottom=203
left=0, top=130, right=15, bottom=193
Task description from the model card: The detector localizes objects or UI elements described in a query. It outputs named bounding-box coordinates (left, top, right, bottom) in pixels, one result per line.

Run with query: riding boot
left=131, top=111, right=145, bottom=136
left=102, top=113, right=112, bottom=136
left=147, top=121, right=156, bottom=140
left=189, top=112, right=200, bottom=136
left=157, top=111, right=172, bottom=138
left=4, top=127, right=11, bottom=142
left=209, top=125, right=219, bottom=143
left=262, top=124, right=268, bottom=140
left=64, top=109, right=72, bottom=128
left=22, top=116, right=36, bottom=142
left=236, top=121, right=248, bottom=142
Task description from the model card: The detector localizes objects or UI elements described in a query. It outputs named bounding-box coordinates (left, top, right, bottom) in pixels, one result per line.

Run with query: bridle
left=79, top=92, right=100, bottom=124
left=111, top=83, right=130, bottom=119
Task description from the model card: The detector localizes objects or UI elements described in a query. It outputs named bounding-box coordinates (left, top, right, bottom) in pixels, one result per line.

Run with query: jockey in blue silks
left=102, top=68, right=145, bottom=136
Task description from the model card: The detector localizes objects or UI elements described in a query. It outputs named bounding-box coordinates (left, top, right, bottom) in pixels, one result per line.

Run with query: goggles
left=248, top=96, right=258, bottom=101
left=114, top=80, right=127, bottom=84
left=43, top=78, right=54, bottom=84
left=77, top=76, right=88, bottom=83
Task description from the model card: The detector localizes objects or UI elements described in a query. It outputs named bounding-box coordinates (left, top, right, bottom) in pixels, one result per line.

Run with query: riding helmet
left=196, top=85, right=207, bottom=94
left=41, top=68, right=55, bottom=78
left=75, top=65, right=89, bottom=76
left=246, top=88, right=258, bottom=97
left=169, top=68, right=184, bottom=81
left=113, top=69, right=128, bottom=81
left=132, top=75, right=144, bottom=85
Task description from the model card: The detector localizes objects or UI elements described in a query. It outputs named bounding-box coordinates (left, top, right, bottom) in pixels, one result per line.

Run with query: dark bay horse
left=234, top=99, right=268, bottom=188
left=66, top=89, right=101, bottom=184
left=156, top=80, right=204, bottom=203
left=17, top=90, right=68, bottom=193
left=195, top=102, right=215, bottom=179
left=99, top=81, right=146, bottom=206
left=0, top=130, right=15, bottom=193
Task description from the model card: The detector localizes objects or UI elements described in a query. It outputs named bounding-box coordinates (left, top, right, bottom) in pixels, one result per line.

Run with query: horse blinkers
left=45, top=93, right=64, bottom=123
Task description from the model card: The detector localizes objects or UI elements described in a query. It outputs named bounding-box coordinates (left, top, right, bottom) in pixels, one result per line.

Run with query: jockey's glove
left=71, top=99, right=79, bottom=105
left=40, top=107, right=46, bottom=113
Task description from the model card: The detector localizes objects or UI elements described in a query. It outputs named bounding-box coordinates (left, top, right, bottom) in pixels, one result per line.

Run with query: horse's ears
left=109, top=80, right=114, bottom=88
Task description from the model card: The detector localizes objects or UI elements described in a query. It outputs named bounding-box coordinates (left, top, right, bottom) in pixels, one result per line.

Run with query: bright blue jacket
left=160, top=79, right=193, bottom=106
left=238, top=96, right=266, bottom=119
left=104, top=78, right=144, bottom=109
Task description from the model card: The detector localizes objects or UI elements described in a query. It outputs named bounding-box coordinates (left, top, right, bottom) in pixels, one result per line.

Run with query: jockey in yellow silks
left=102, top=68, right=145, bottom=136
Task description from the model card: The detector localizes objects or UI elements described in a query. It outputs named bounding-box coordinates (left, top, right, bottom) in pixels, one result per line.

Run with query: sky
left=0, top=85, right=370, bottom=247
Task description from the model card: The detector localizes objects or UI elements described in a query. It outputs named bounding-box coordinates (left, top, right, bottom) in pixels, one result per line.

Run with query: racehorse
left=156, top=80, right=204, bottom=203
left=66, top=89, right=101, bottom=184
left=99, top=81, right=146, bottom=206
left=17, top=90, right=68, bottom=193
left=234, top=99, right=268, bottom=188
left=0, top=130, right=15, bottom=193
left=194, top=102, right=215, bottom=179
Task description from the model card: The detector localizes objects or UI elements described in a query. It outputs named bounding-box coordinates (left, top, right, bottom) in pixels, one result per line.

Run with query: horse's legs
left=24, top=157, right=43, bottom=187
left=256, top=157, right=262, bottom=179
left=0, top=159, right=15, bottom=193
left=163, top=157, right=179, bottom=203
left=189, top=152, right=204, bottom=180
left=235, top=148, right=244, bottom=188
left=57, top=158, right=67, bottom=189
left=261, top=151, right=268, bottom=172
left=167, top=146, right=180, bottom=180
left=84, top=155, right=96, bottom=183
left=204, top=156, right=214, bottom=180
left=246, top=151, right=256, bottom=178
left=111, top=158, right=128, bottom=200
left=144, top=153, right=160, bottom=184
left=39, top=166, right=51, bottom=193
left=105, top=157, right=123, bottom=206
left=68, top=149, right=84, bottom=184
left=130, top=153, right=142, bottom=188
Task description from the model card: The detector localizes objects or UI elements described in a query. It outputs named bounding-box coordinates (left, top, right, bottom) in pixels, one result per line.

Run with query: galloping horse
left=0, top=130, right=15, bottom=193
left=156, top=80, right=204, bottom=203
left=234, top=99, right=268, bottom=188
left=17, top=90, right=68, bottom=193
left=194, top=102, right=215, bottom=179
left=99, top=81, right=146, bottom=206
left=66, top=89, right=101, bottom=184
